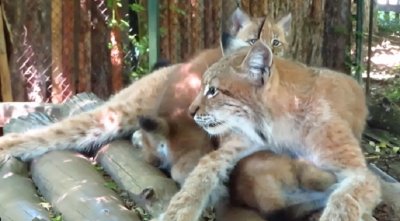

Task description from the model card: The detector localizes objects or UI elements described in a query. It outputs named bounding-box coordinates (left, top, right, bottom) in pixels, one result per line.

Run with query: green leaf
left=130, top=3, right=145, bottom=13
left=104, top=181, right=119, bottom=191
left=51, top=215, right=63, bottom=221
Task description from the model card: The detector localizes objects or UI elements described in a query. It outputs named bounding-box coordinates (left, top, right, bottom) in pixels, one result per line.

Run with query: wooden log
left=31, top=151, right=140, bottom=221
left=0, top=157, right=50, bottom=221
left=379, top=181, right=400, bottom=220
left=95, top=140, right=179, bottom=217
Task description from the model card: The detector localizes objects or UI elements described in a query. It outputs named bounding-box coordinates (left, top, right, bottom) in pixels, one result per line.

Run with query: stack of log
left=0, top=92, right=399, bottom=221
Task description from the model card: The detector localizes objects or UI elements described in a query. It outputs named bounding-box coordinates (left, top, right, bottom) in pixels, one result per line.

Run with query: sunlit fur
left=157, top=42, right=381, bottom=221
left=0, top=8, right=269, bottom=162
left=230, top=151, right=337, bottom=219
left=134, top=13, right=294, bottom=186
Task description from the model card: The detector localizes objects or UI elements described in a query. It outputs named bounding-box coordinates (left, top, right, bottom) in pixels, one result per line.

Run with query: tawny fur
left=134, top=115, right=216, bottom=185
left=230, top=151, right=336, bottom=219
left=133, top=14, right=293, bottom=185
left=0, top=8, right=274, bottom=162
left=136, top=115, right=337, bottom=218
left=155, top=41, right=381, bottom=221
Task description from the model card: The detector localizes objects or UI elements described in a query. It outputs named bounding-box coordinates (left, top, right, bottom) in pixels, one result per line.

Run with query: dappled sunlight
left=94, top=196, right=112, bottom=204
left=370, top=40, right=400, bottom=67
left=2, top=172, right=13, bottom=179
left=171, top=107, right=186, bottom=118
left=110, top=31, right=123, bottom=66
left=174, top=63, right=202, bottom=93
left=56, top=184, right=83, bottom=203
left=18, top=26, right=48, bottom=102
left=363, top=38, right=400, bottom=81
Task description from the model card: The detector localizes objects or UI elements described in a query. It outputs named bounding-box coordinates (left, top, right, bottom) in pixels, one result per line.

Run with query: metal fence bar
left=148, top=0, right=160, bottom=68
left=355, top=0, right=364, bottom=83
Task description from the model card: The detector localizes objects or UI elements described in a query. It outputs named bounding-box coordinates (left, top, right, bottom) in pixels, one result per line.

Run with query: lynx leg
left=152, top=135, right=253, bottom=221
left=307, top=121, right=381, bottom=221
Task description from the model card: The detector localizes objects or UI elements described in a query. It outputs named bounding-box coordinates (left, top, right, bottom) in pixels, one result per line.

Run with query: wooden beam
left=148, top=0, right=160, bottom=68
left=0, top=3, right=12, bottom=101
left=377, top=4, right=400, bottom=13
left=51, top=0, right=63, bottom=103
left=78, top=0, right=92, bottom=93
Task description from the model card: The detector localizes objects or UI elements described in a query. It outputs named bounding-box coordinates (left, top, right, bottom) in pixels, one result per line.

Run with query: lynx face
left=188, top=44, right=269, bottom=144
left=226, top=10, right=292, bottom=56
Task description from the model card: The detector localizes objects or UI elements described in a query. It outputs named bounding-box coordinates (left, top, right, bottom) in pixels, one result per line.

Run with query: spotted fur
left=155, top=39, right=381, bottom=221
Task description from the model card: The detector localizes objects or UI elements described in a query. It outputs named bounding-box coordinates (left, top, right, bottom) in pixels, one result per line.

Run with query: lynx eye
left=271, top=38, right=282, bottom=47
left=204, top=84, right=218, bottom=99
left=246, top=39, right=257, bottom=45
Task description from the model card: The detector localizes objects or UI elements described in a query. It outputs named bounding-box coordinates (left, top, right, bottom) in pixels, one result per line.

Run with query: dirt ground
left=361, top=30, right=400, bottom=183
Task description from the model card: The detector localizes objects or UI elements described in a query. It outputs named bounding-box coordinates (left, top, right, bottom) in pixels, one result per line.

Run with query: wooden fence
left=0, top=0, right=332, bottom=105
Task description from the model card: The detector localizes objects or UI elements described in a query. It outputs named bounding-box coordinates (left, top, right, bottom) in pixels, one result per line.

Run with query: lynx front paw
left=319, top=194, right=361, bottom=221
left=156, top=191, right=202, bottom=221
left=131, top=130, right=144, bottom=148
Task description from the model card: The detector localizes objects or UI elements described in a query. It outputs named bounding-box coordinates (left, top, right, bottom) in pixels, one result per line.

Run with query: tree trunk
left=323, top=0, right=352, bottom=73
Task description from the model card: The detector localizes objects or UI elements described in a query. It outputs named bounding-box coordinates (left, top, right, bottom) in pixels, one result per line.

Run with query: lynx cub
left=135, top=115, right=337, bottom=220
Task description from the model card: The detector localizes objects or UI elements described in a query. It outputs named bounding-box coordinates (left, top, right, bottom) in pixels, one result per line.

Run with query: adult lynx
left=154, top=37, right=381, bottom=221
left=0, top=8, right=287, bottom=162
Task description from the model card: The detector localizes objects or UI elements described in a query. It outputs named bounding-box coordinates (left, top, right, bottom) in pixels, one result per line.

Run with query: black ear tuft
left=220, top=32, right=249, bottom=56
left=221, top=32, right=233, bottom=52
left=138, top=116, right=159, bottom=132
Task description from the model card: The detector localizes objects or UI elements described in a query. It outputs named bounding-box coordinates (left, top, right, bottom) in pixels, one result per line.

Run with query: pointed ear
left=241, top=41, right=273, bottom=86
left=138, top=115, right=169, bottom=135
left=276, top=13, right=292, bottom=37
left=220, top=32, right=249, bottom=56
left=229, top=8, right=251, bottom=35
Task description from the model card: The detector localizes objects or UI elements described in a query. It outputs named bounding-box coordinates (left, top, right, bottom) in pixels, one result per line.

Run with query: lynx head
left=188, top=36, right=276, bottom=144
left=135, top=115, right=171, bottom=169
left=229, top=8, right=292, bottom=53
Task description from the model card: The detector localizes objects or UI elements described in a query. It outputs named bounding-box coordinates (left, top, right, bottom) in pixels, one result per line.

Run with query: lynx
left=135, top=115, right=337, bottom=219
left=153, top=37, right=381, bottom=221
left=0, top=8, right=283, bottom=161
left=132, top=12, right=293, bottom=185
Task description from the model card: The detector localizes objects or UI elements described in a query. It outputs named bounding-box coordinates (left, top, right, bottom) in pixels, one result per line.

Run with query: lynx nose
left=188, top=105, right=199, bottom=118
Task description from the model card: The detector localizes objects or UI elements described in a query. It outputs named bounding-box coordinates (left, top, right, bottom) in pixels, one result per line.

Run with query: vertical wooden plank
left=1, top=1, right=26, bottom=101
left=148, top=0, right=160, bottom=67
left=203, top=0, right=212, bottom=48
left=160, top=0, right=171, bottom=60
left=91, top=0, right=111, bottom=99
left=180, top=0, right=191, bottom=59
left=51, top=0, right=63, bottom=103
left=62, top=0, right=76, bottom=99
left=192, top=0, right=204, bottom=55
left=170, top=0, right=181, bottom=63
left=211, top=1, right=222, bottom=46
left=78, top=0, right=92, bottom=93
left=0, top=3, right=12, bottom=101
left=110, top=3, right=124, bottom=93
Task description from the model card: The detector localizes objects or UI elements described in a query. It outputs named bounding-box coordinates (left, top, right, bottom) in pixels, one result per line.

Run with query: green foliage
left=104, top=180, right=120, bottom=192
left=384, top=76, right=400, bottom=103
left=106, top=0, right=150, bottom=81
left=170, top=4, right=187, bottom=16
left=51, top=215, right=63, bottom=221
left=377, top=11, right=400, bottom=35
